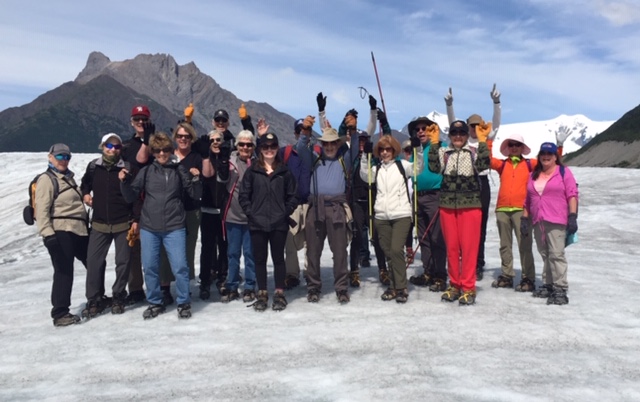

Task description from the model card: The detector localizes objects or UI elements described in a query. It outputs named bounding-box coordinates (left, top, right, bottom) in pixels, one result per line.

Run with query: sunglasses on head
left=214, top=117, right=228, bottom=123
left=54, top=154, right=71, bottom=161
left=152, top=147, right=173, bottom=154
left=105, top=143, right=122, bottom=150
left=176, top=134, right=191, bottom=140
left=237, top=142, right=254, bottom=148
left=261, top=144, right=278, bottom=151
left=132, top=116, right=149, bottom=122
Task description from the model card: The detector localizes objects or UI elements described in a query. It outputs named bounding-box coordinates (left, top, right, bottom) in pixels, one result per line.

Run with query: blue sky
left=2, top=0, right=640, bottom=129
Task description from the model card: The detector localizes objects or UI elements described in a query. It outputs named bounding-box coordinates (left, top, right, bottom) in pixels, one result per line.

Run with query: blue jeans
left=225, top=222, right=256, bottom=291
left=140, top=228, right=191, bottom=305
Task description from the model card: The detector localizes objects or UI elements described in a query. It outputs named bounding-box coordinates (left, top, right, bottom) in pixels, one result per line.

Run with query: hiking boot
left=533, top=284, right=553, bottom=298
left=53, top=313, right=81, bottom=327
left=476, top=266, right=484, bottom=281
left=142, top=304, right=166, bottom=319
left=405, top=247, right=414, bottom=265
left=220, top=288, right=240, bottom=303
left=359, top=257, right=371, bottom=268
left=272, top=291, right=287, bottom=312
left=125, top=290, right=146, bottom=306
left=177, top=303, right=192, bottom=319
left=427, top=278, right=446, bottom=292
left=515, top=277, right=536, bottom=292
left=379, top=269, right=391, bottom=286
left=284, top=274, right=300, bottom=290
left=199, top=283, right=211, bottom=301
left=161, top=286, right=174, bottom=306
left=547, top=287, right=569, bottom=305
left=215, top=276, right=227, bottom=292
left=381, top=288, right=397, bottom=301
left=252, top=290, right=269, bottom=312
left=441, top=286, right=461, bottom=302
left=491, top=275, right=514, bottom=289
left=336, top=290, right=350, bottom=304
left=396, top=288, right=409, bottom=304
left=409, top=273, right=433, bottom=287
left=349, top=271, right=361, bottom=288
left=242, top=289, right=256, bottom=303
left=459, top=290, right=476, bottom=305
left=100, top=295, right=113, bottom=308
left=307, top=288, right=321, bottom=303
left=111, top=292, right=127, bottom=315
left=81, top=299, right=106, bottom=319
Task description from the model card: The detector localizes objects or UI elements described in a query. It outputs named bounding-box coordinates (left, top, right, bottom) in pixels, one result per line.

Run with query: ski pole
left=371, top=51, right=386, bottom=137
left=406, top=209, right=440, bottom=269
left=368, top=152, right=373, bottom=238
left=413, top=146, right=418, bottom=240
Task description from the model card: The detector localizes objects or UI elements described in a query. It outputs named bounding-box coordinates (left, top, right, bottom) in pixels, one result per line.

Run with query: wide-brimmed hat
left=317, top=127, right=342, bottom=143
left=467, top=114, right=483, bottom=125
left=500, top=133, right=531, bottom=157
left=408, top=116, right=436, bottom=136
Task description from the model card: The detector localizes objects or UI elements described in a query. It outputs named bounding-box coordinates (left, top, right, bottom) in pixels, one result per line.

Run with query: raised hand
left=368, top=95, right=377, bottom=110
left=238, top=103, right=248, bottom=120
left=303, top=115, right=315, bottom=130
left=184, top=103, right=194, bottom=123
left=490, top=83, right=501, bottom=104
left=316, top=92, right=327, bottom=112
left=444, top=87, right=453, bottom=106
left=475, top=121, right=492, bottom=142
left=555, top=125, right=572, bottom=146
left=142, top=121, right=155, bottom=145
left=427, top=124, right=440, bottom=144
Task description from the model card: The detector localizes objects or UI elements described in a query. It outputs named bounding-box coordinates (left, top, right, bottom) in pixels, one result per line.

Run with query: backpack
left=500, top=158, right=532, bottom=173
left=23, top=170, right=73, bottom=225
left=283, top=144, right=322, bottom=164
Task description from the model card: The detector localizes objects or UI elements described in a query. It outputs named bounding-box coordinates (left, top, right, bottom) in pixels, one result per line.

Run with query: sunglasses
left=132, top=116, right=149, bottom=122
left=508, top=142, right=523, bottom=147
left=415, top=126, right=428, bottom=132
left=323, top=140, right=339, bottom=146
left=176, top=134, right=191, bottom=140
left=261, top=144, right=278, bottom=151
left=105, top=143, right=123, bottom=150
left=379, top=147, right=393, bottom=153
left=211, top=138, right=222, bottom=143
left=214, top=117, right=229, bottom=123
left=449, top=130, right=468, bottom=137
left=152, top=147, right=173, bottom=154
left=54, top=154, right=71, bottom=161
left=237, top=142, right=254, bottom=148
left=403, top=147, right=412, bottom=153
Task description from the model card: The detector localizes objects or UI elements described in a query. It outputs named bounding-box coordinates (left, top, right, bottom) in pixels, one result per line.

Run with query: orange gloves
left=475, top=121, right=492, bottom=142
left=184, top=103, right=194, bottom=123
left=238, top=103, right=248, bottom=120
left=127, top=225, right=139, bottom=247
left=427, top=124, right=440, bottom=144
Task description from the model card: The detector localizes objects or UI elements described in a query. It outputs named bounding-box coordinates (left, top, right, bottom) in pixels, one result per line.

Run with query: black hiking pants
left=85, top=229, right=130, bottom=301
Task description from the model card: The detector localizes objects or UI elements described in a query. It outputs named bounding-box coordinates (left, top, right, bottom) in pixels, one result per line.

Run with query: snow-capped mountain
left=402, top=113, right=614, bottom=157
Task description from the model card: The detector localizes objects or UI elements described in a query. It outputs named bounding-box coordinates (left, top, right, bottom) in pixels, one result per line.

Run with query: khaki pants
left=496, top=210, right=535, bottom=280
left=533, top=221, right=569, bottom=289
left=375, top=217, right=412, bottom=290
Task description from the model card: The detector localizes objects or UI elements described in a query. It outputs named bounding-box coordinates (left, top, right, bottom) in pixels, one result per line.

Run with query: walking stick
left=368, top=152, right=373, bottom=238
left=371, top=51, right=387, bottom=137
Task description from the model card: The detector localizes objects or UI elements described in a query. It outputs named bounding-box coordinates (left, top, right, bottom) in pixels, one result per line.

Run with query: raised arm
left=445, top=87, right=455, bottom=125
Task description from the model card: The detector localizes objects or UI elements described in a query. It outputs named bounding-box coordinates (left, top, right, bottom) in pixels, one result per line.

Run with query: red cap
left=131, top=105, right=151, bottom=118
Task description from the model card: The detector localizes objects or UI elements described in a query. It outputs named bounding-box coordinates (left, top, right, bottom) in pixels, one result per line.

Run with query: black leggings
left=251, top=230, right=287, bottom=291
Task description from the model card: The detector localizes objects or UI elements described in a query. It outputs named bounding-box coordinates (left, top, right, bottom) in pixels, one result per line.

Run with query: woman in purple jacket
left=522, top=142, right=578, bottom=305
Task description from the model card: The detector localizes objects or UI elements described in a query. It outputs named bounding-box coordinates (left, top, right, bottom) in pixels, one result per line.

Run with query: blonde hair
left=149, top=132, right=174, bottom=152
left=172, top=122, right=196, bottom=143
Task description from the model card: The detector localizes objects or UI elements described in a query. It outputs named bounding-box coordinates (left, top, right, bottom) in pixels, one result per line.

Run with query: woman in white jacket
left=360, top=135, right=422, bottom=303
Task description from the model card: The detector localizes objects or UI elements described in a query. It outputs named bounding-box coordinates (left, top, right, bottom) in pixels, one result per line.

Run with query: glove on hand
left=444, top=87, right=453, bottom=106
left=411, top=136, right=421, bottom=148
left=344, top=114, right=357, bottom=129
left=184, top=103, right=194, bottom=123
left=555, top=125, right=572, bottom=146
left=142, top=121, right=155, bottom=146
left=490, top=83, right=501, bottom=104
left=316, top=92, right=326, bottom=112
left=376, top=108, right=388, bottom=126
left=238, top=103, right=248, bottom=120
left=368, top=95, right=377, bottom=110
left=303, top=115, right=315, bottom=129
left=520, top=216, right=530, bottom=238
left=219, top=141, right=232, bottom=161
left=363, top=140, right=373, bottom=154
left=567, top=213, right=578, bottom=235
left=126, top=226, right=139, bottom=247
left=427, top=124, right=440, bottom=144
left=475, top=121, right=492, bottom=142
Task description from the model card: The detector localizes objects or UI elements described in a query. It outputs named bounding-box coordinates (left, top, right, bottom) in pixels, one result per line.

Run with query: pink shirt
left=525, top=166, right=578, bottom=226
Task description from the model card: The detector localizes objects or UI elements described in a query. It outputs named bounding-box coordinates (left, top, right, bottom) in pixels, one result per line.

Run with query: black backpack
left=23, top=170, right=59, bottom=225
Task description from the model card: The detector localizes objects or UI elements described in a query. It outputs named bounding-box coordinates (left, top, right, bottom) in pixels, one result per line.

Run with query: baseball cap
left=294, top=118, right=305, bottom=134
left=261, top=133, right=279, bottom=147
left=449, top=120, right=469, bottom=134
left=131, top=105, right=151, bottom=118
left=213, top=109, right=229, bottom=121
left=539, top=142, right=558, bottom=154
left=49, top=143, right=71, bottom=156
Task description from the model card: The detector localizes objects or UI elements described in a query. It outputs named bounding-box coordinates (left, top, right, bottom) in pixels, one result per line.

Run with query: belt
left=417, top=190, right=439, bottom=196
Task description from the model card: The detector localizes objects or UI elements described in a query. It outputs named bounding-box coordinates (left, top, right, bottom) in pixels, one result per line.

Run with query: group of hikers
left=33, top=84, right=579, bottom=327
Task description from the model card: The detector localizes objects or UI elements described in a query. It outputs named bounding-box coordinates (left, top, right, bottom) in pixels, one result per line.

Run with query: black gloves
left=520, top=217, right=530, bottom=238
left=142, top=121, right=155, bottom=146
left=377, top=108, right=388, bottom=126
left=316, top=92, right=326, bottom=112
left=567, top=213, right=578, bottom=235
left=219, top=141, right=232, bottom=161
left=363, top=140, right=373, bottom=154
left=369, top=95, right=377, bottom=110
left=192, top=135, right=210, bottom=158
left=410, top=136, right=421, bottom=148
left=44, top=235, right=59, bottom=250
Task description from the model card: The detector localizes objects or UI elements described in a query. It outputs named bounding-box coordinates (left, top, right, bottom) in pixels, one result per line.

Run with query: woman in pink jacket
left=522, top=142, right=578, bottom=305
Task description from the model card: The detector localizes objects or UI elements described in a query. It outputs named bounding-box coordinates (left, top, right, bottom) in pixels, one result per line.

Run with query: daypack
left=283, top=144, right=322, bottom=164
left=23, top=170, right=66, bottom=225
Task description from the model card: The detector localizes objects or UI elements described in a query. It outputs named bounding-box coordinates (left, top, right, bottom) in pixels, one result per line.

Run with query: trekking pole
left=367, top=152, right=373, bottom=238
left=413, top=146, right=419, bottom=240
left=406, top=209, right=440, bottom=269
left=371, top=51, right=386, bottom=137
